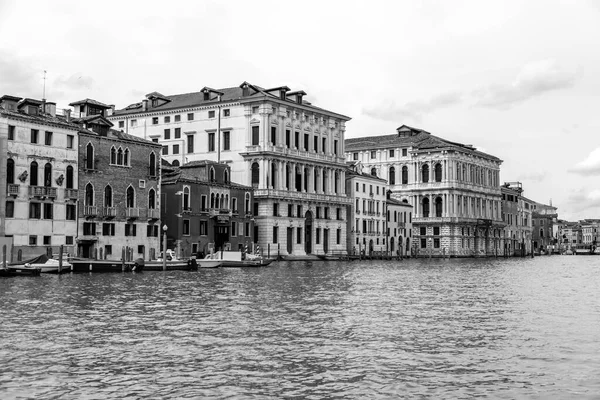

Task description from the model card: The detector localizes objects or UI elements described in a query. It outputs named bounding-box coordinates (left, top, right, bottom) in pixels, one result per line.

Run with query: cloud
left=474, top=59, right=580, bottom=109
left=362, top=91, right=463, bottom=122
left=569, top=147, right=600, bottom=176
left=517, top=170, right=548, bottom=183
left=53, top=73, right=94, bottom=91
left=566, top=188, right=600, bottom=213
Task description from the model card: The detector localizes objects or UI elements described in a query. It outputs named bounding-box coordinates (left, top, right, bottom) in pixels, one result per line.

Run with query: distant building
left=531, top=202, right=558, bottom=252
left=579, top=219, right=600, bottom=247
left=109, top=82, right=351, bottom=257
left=556, top=221, right=581, bottom=251
left=345, top=161, right=388, bottom=255
left=500, top=182, right=533, bottom=256
left=346, top=125, right=504, bottom=257
left=160, top=160, right=254, bottom=258
left=72, top=99, right=162, bottom=260
left=1, top=95, right=80, bottom=260
left=386, top=197, right=413, bottom=257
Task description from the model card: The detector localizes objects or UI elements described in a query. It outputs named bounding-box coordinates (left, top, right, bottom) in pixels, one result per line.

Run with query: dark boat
left=70, top=258, right=144, bottom=273
left=1, top=264, right=41, bottom=277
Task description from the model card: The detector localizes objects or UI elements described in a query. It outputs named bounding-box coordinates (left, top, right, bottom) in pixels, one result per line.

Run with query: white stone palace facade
left=109, top=82, right=351, bottom=256
left=346, top=125, right=504, bottom=257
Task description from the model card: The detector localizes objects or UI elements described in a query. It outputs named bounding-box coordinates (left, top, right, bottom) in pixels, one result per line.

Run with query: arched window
left=117, top=148, right=123, bottom=165
left=183, top=187, right=190, bottom=210
left=126, top=186, right=135, bottom=208
left=422, top=197, right=430, bottom=217
left=435, top=197, right=443, bottom=217
left=356, top=198, right=359, bottom=209
left=124, top=148, right=129, bottom=166
left=110, top=146, right=117, bottom=164
left=172, top=160, right=180, bottom=167
left=85, top=183, right=94, bottom=206
left=402, top=166, right=408, bottom=184
left=334, top=172, right=339, bottom=194
left=210, top=167, right=215, bottom=182
left=285, top=165, right=291, bottom=190
left=251, top=163, right=259, bottom=187
left=210, top=193, right=215, bottom=208
left=30, top=161, right=38, bottom=186
left=66, top=166, right=74, bottom=189
left=148, top=189, right=155, bottom=209
left=224, top=170, right=229, bottom=183
left=389, top=167, right=395, bottom=185
left=149, top=153, right=157, bottom=176
left=6, top=159, right=14, bottom=184
left=421, top=164, right=429, bottom=183
left=104, top=185, right=113, bottom=207
left=245, top=193, right=251, bottom=213
left=44, top=163, right=52, bottom=187
left=434, top=163, right=442, bottom=182
left=86, top=143, right=94, bottom=169
left=371, top=167, right=377, bottom=177
left=271, top=163, right=277, bottom=188
left=225, top=194, right=229, bottom=209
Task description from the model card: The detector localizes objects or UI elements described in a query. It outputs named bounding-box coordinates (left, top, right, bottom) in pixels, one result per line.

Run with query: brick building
left=161, top=160, right=254, bottom=258
left=73, top=99, right=162, bottom=260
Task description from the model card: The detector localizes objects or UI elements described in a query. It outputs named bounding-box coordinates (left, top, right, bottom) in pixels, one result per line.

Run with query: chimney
left=279, top=88, right=288, bottom=100
left=142, top=99, right=148, bottom=111
left=295, top=93, right=303, bottom=104
left=242, top=83, right=249, bottom=97
left=45, top=102, right=56, bottom=117
left=106, top=104, right=115, bottom=117
left=64, top=109, right=71, bottom=122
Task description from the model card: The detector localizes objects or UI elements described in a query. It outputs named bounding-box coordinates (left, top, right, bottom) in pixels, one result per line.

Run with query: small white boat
left=196, top=258, right=224, bottom=268
left=25, top=257, right=72, bottom=273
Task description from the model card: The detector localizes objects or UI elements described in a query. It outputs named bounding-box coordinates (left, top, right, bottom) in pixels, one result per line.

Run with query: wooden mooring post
left=58, top=245, right=63, bottom=274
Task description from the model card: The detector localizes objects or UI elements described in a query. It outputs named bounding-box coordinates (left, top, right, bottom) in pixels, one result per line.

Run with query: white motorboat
left=25, top=257, right=72, bottom=273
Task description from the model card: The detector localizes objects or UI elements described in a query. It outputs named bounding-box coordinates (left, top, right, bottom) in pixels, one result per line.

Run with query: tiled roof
left=69, top=98, right=111, bottom=108
left=78, top=127, right=161, bottom=146
left=0, top=105, right=80, bottom=130
left=72, top=114, right=114, bottom=126
left=387, top=198, right=412, bottom=207
left=162, top=167, right=251, bottom=190
left=112, top=82, right=351, bottom=119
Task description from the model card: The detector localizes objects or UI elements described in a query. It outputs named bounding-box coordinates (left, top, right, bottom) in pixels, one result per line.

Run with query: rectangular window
left=271, top=126, right=277, bottom=145
left=223, top=109, right=230, bottom=117
left=105, top=245, right=112, bottom=256
left=208, top=110, right=215, bottom=118
left=288, top=204, right=294, bottom=217
left=183, top=219, right=190, bottom=235
left=138, top=245, right=145, bottom=254
left=297, top=205, right=302, bottom=217
left=8, top=125, right=15, bottom=140
left=303, top=134, right=309, bottom=151
left=175, top=115, right=181, bottom=122
left=200, top=221, right=208, bottom=236
left=187, top=113, right=194, bottom=121
left=83, top=222, right=96, bottom=235
left=231, top=221, right=237, bottom=237
left=434, top=238, right=440, bottom=248
left=201, top=195, right=207, bottom=211
left=67, top=135, right=74, bottom=149
left=353, top=152, right=358, bottom=160
left=402, top=148, right=408, bottom=157
left=187, top=134, right=194, bottom=153
left=336, top=229, right=341, bottom=244
left=146, top=225, right=158, bottom=237
left=223, top=131, right=230, bottom=150
left=173, top=144, right=180, bottom=154
left=316, top=206, right=321, bottom=219
left=370, top=151, right=376, bottom=159
left=31, top=129, right=39, bottom=144
left=118, top=121, right=124, bottom=128
left=125, top=224, right=137, bottom=237
left=43, top=203, right=53, bottom=220
left=208, top=132, right=215, bottom=151
left=5, top=201, right=14, bottom=218
left=322, top=138, right=326, bottom=153
left=29, top=202, right=41, bottom=219
left=252, top=126, right=259, bottom=145
left=165, top=116, right=171, bottom=123
left=295, top=132, right=300, bottom=148
left=66, top=236, right=74, bottom=245
left=333, top=140, right=338, bottom=155
left=162, top=146, right=168, bottom=155
left=285, top=130, right=291, bottom=148
left=245, top=222, right=250, bottom=237
left=316, top=228, right=320, bottom=244
left=66, top=204, right=76, bottom=220
left=174, top=128, right=181, bottom=139
left=273, top=226, right=279, bottom=244
left=152, top=117, right=159, bottom=125
left=297, top=227, right=302, bottom=244
left=273, top=203, right=279, bottom=217
left=336, top=208, right=341, bottom=220
left=433, top=227, right=440, bottom=236
left=131, top=119, right=137, bottom=127
left=44, top=131, right=52, bottom=145
left=420, top=238, right=427, bottom=248
left=389, top=149, right=394, bottom=157
left=420, top=227, right=426, bottom=236
left=102, top=223, right=115, bottom=236
left=29, top=235, right=37, bottom=246
left=252, top=106, right=259, bottom=114
left=324, top=207, right=329, bottom=219
left=164, top=129, right=170, bottom=140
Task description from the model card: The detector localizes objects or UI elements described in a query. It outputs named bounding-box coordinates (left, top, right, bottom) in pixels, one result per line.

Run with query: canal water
left=1, top=257, right=599, bottom=399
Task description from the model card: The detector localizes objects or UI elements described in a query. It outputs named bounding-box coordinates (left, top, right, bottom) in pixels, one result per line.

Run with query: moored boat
left=70, top=258, right=144, bottom=273
left=24, top=255, right=72, bottom=273
left=1, top=262, right=41, bottom=277
left=144, top=249, right=193, bottom=271
left=206, top=251, right=274, bottom=267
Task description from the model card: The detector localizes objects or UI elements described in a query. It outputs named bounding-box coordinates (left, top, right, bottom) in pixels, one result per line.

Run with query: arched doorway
left=304, top=211, right=313, bottom=254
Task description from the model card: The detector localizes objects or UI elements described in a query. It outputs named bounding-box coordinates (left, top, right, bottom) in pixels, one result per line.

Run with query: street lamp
left=162, top=224, right=168, bottom=271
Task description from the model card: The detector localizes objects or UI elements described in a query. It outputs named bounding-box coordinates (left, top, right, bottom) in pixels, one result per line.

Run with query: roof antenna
left=42, top=70, right=47, bottom=101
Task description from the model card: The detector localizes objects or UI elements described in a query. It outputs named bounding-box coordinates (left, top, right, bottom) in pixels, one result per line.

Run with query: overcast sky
left=1, top=0, right=599, bottom=221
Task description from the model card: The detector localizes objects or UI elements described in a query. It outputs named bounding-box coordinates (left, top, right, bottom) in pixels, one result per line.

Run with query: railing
left=64, top=188, right=78, bottom=199
left=147, top=209, right=160, bottom=219
left=126, top=208, right=140, bottom=218
left=102, top=207, right=116, bottom=218
left=84, top=206, right=98, bottom=216
left=46, top=188, right=57, bottom=198
left=28, top=186, right=57, bottom=198
left=253, top=188, right=351, bottom=204
left=7, top=184, right=19, bottom=196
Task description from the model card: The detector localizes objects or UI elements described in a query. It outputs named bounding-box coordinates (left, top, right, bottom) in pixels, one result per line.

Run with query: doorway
left=287, top=227, right=293, bottom=254
left=304, top=211, right=313, bottom=254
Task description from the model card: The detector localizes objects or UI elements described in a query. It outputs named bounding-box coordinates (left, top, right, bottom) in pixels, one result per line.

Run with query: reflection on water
left=1, top=257, right=599, bottom=399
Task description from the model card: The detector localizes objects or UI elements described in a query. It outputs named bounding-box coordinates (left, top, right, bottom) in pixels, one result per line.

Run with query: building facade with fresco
left=345, top=125, right=504, bottom=257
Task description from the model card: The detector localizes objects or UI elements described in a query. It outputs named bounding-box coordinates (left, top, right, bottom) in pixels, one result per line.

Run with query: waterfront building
left=579, top=219, right=599, bottom=247
left=160, top=160, right=254, bottom=258
left=72, top=99, right=162, bottom=260
left=500, top=182, right=533, bottom=256
left=386, top=197, right=413, bottom=257
left=1, top=95, right=80, bottom=260
left=531, top=202, right=558, bottom=252
left=345, top=161, right=388, bottom=256
left=109, top=82, right=351, bottom=256
left=345, top=125, right=504, bottom=257
left=556, top=221, right=582, bottom=252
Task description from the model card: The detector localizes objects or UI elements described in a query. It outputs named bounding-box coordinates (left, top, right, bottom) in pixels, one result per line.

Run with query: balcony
left=102, top=207, right=116, bottom=218
left=253, top=188, right=351, bottom=204
left=28, top=186, right=57, bottom=198
left=147, top=209, right=160, bottom=220
left=7, top=184, right=19, bottom=196
left=83, top=206, right=98, bottom=217
left=65, top=188, right=78, bottom=199
left=181, top=206, right=192, bottom=214
left=126, top=208, right=140, bottom=219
